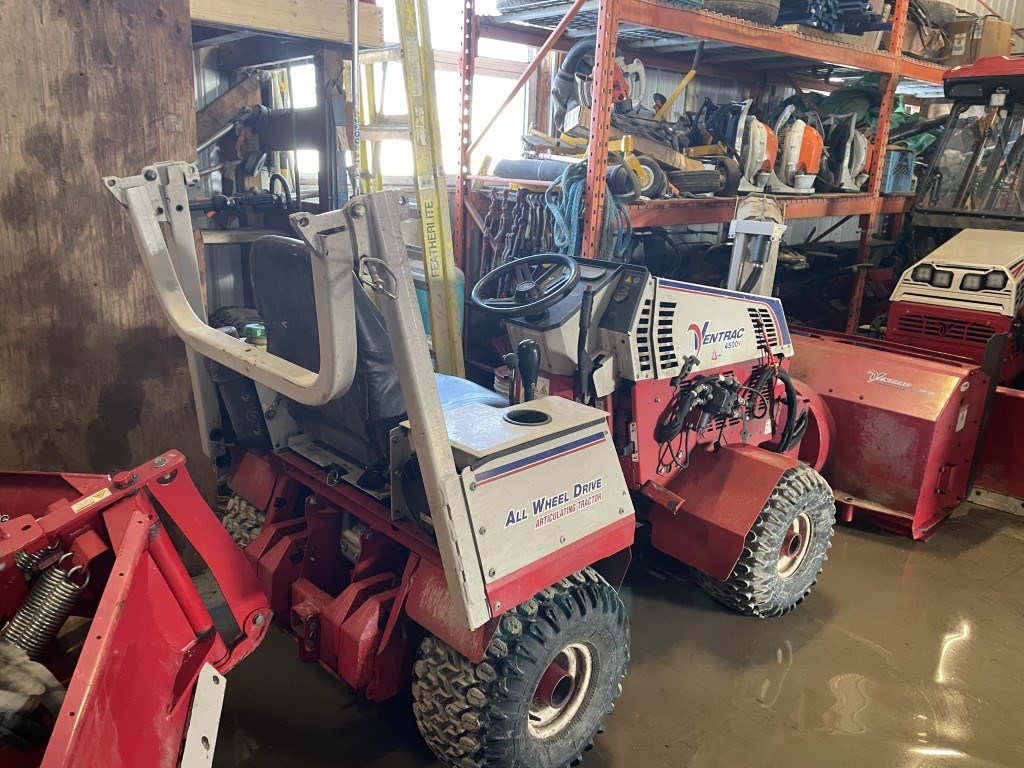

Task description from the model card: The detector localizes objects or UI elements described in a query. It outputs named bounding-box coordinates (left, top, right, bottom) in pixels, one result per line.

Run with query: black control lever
left=517, top=339, right=541, bottom=403
left=503, top=352, right=520, bottom=406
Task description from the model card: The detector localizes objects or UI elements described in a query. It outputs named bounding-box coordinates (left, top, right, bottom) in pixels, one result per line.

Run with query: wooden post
left=0, top=0, right=214, bottom=494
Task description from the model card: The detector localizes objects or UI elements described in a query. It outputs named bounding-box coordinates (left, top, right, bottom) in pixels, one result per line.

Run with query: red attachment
left=973, top=386, right=1024, bottom=501
left=647, top=444, right=802, bottom=580
left=886, top=300, right=1022, bottom=383
left=791, top=375, right=834, bottom=474
left=0, top=451, right=269, bottom=768
left=790, top=331, right=989, bottom=538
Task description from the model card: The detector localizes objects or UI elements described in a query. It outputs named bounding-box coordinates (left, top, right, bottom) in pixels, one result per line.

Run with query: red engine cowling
left=886, top=300, right=1023, bottom=384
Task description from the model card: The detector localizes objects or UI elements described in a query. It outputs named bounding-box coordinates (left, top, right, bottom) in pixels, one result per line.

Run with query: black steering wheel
left=471, top=253, right=581, bottom=319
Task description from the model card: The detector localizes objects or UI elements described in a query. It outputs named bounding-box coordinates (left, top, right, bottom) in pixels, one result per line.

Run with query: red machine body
left=537, top=357, right=811, bottom=581
left=0, top=451, right=269, bottom=768
left=227, top=447, right=600, bottom=703
left=790, top=331, right=989, bottom=539
left=973, top=386, right=1024, bottom=505
left=886, top=300, right=1024, bottom=384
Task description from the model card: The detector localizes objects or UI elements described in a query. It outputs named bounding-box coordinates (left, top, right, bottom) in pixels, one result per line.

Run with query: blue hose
left=545, top=161, right=633, bottom=261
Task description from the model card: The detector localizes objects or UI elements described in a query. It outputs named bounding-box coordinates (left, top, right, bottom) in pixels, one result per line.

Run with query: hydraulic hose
left=740, top=263, right=762, bottom=293
left=268, top=172, right=293, bottom=211
left=551, top=37, right=598, bottom=130
left=775, top=367, right=808, bottom=453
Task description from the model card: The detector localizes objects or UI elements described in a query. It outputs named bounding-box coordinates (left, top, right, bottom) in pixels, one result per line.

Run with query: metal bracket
left=180, top=663, right=227, bottom=767
left=106, top=161, right=358, bottom=407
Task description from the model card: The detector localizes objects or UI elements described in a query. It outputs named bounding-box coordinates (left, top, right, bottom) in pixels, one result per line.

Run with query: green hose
left=545, top=160, right=634, bottom=261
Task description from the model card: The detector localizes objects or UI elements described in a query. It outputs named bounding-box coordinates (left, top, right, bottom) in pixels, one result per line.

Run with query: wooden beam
left=195, top=75, right=261, bottom=148
left=191, top=0, right=385, bottom=47
left=192, top=28, right=255, bottom=50
left=0, top=0, right=214, bottom=494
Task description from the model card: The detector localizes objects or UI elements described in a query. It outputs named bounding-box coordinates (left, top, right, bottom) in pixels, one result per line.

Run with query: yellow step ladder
left=356, top=0, right=465, bottom=377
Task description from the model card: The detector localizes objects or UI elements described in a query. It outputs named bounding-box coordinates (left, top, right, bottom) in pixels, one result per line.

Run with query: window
left=374, top=0, right=533, bottom=180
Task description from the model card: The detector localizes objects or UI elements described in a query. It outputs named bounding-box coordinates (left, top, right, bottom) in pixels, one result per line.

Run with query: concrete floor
left=215, top=505, right=1024, bottom=768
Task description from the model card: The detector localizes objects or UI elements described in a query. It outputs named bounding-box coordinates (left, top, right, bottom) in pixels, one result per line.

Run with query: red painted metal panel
left=229, top=450, right=279, bottom=511
left=790, top=332, right=988, bottom=538
left=886, top=300, right=1022, bottom=383
left=0, top=471, right=108, bottom=522
left=647, top=444, right=800, bottom=580
left=974, top=387, right=1024, bottom=500
left=405, top=559, right=498, bottom=664
left=485, top=516, right=634, bottom=617
left=43, top=513, right=196, bottom=768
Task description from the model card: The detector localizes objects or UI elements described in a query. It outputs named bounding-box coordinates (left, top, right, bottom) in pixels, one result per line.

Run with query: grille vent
left=656, top=300, right=679, bottom=371
left=747, top=307, right=779, bottom=351
left=895, top=312, right=994, bottom=345
left=636, top=298, right=653, bottom=374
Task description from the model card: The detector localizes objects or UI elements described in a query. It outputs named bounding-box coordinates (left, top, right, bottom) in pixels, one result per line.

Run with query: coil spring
left=14, top=544, right=59, bottom=579
left=2, top=553, right=88, bottom=660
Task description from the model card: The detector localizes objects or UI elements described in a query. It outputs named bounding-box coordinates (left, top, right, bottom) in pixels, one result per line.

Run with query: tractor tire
left=696, top=464, right=835, bottom=618
left=637, top=157, right=668, bottom=199
left=918, top=0, right=957, bottom=29
left=702, top=0, right=781, bottom=25
left=713, top=156, right=742, bottom=197
left=668, top=169, right=724, bottom=195
left=219, top=494, right=265, bottom=548
left=412, top=568, right=629, bottom=768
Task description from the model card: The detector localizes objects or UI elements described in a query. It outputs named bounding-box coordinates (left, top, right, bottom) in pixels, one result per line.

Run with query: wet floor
left=215, top=504, right=1024, bottom=768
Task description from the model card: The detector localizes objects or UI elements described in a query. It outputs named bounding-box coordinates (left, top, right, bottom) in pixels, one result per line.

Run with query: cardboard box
left=941, top=18, right=1013, bottom=66
left=882, top=20, right=945, bottom=58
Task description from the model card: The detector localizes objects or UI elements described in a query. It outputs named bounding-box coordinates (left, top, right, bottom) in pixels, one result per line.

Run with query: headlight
left=912, top=264, right=934, bottom=282
left=961, top=274, right=983, bottom=291
left=984, top=271, right=1008, bottom=290
left=931, top=270, right=954, bottom=288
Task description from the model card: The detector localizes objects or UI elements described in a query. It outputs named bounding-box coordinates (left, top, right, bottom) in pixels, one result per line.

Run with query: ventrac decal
left=503, top=477, right=604, bottom=530
left=687, top=320, right=746, bottom=356
left=866, top=370, right=935, bottom=396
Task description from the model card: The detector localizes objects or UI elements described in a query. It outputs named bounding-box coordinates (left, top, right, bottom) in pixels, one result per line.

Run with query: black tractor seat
left=250, top=235, right=505, bottom=470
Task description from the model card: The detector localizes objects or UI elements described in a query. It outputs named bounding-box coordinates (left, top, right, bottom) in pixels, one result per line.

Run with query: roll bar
left=104, top=161, right=356, bottom=406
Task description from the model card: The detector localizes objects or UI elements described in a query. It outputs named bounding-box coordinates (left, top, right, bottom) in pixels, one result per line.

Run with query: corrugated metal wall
left=956, top=0, right=1024, bottom=33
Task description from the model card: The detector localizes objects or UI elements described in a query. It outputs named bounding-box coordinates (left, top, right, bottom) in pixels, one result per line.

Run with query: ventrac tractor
left=886, top=56, right=1024, bottom=386
left=0, top=161, right=837, bottom=768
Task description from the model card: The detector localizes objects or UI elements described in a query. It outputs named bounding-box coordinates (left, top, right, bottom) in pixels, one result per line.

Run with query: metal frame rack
left=455, top=0, right=944, bottom=334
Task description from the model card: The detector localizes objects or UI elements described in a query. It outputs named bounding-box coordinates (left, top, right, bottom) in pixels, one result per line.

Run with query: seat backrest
left=250, top=236, right=406, bottom=469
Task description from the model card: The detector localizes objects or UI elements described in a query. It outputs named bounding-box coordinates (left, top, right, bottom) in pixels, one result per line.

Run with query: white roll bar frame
left=104, top=162, right=356, bottom=407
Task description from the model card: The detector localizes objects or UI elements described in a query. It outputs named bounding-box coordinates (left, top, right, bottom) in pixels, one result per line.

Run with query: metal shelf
left=494, top=0, right=944, bottom=84
left=455, top=0, right=926, bottom=336
left=627, top=194, right=913, bottom=227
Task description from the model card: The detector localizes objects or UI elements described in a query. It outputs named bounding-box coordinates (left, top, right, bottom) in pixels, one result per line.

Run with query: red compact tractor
left=884, top=56, right=1024, bottom=386
left=41, top=160, right=839, bottom=767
